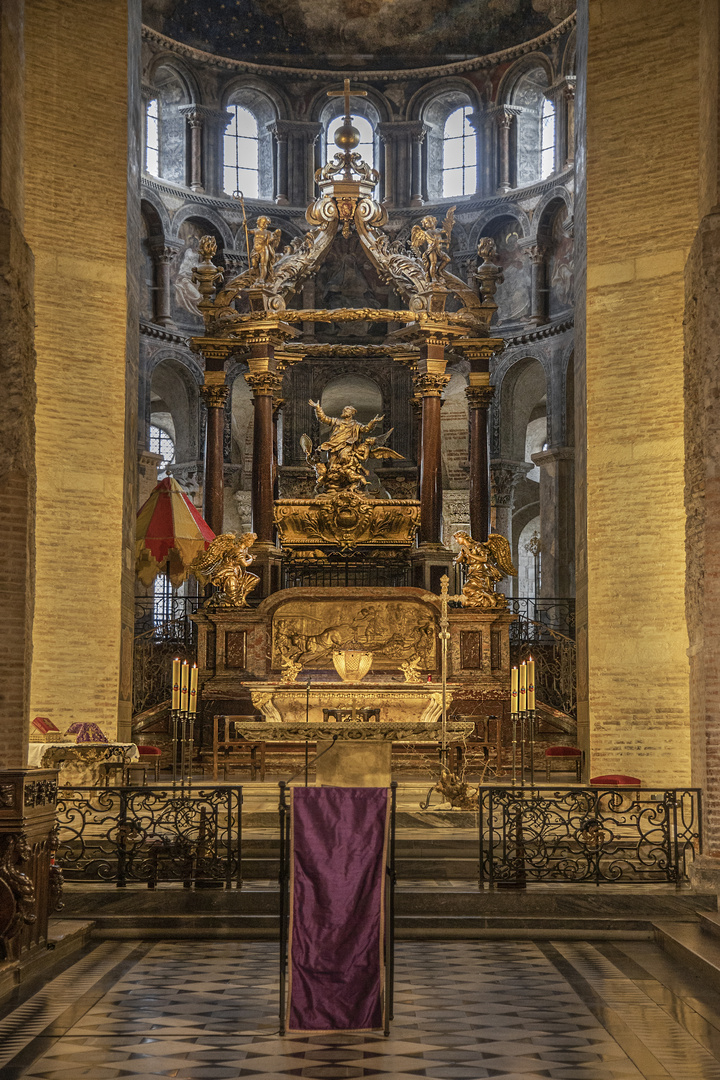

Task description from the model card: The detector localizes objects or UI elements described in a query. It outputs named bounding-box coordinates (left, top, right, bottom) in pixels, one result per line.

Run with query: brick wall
left=23, top=0, right=134, bottom=739
left=582, top=0, right=700, bottom=784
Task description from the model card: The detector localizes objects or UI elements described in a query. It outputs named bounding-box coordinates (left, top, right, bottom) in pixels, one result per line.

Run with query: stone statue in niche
left=174, top=236, right=203, bottom=319
left=302, top=401, right=404, bottom=495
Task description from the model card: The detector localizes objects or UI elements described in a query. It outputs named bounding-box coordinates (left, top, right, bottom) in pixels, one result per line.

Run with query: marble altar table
left=229, top=721, right=474, bottom=786
left=242, top=681, right=451, bottom=726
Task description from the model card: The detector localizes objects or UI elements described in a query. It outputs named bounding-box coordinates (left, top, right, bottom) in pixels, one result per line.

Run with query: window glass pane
left=444, top=107, right=466, bottom=139
left=224, top=104, right=260, bottom=196
left=235, top=106, right=258, bottom=138
left=540, top=147, right=554, bottom=179
left=443, top=139, right=464, bottom=170
left=442, top=105, right=476, bottom=198
left=148, top=424, right=174, bottom=470
left=146, top=98, right=159, bottom=176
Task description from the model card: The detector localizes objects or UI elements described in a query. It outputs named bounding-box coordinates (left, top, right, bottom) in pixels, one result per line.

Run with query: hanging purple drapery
left=287, top=786, right=390, bottom=1032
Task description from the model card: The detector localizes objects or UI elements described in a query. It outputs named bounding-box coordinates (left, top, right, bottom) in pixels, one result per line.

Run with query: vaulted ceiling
left=143, top=0, right=574, bottom=70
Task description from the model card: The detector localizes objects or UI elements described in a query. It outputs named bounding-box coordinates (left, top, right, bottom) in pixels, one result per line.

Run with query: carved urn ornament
left=332, top=648, right=373, bottom=683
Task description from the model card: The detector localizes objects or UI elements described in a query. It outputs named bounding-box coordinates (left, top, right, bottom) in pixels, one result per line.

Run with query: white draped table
left=27, top=742, right=139, bottom=786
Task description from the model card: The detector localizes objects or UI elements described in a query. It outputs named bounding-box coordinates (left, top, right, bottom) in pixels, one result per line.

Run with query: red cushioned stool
left=126, top=744, right=162, bottom=784
left=545, top=745, right=583, bottom=782
left=589, top=774, right=641, bottom=787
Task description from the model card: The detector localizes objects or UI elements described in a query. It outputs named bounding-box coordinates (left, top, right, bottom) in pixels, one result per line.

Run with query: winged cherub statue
left=453, top=530, right=517, bottom=610
left=191, top=532, right=260, bottom=608
left=302, top=401, right=404, bottom=495
left=410, top=207, right=455, bottom=281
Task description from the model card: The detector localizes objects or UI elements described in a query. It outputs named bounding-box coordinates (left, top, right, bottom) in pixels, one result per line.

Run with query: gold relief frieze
left=270, top=596, right=437, bottom=671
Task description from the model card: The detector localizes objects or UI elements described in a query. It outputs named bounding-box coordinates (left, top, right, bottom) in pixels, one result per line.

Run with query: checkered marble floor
left=3, top=938, right=720, bottom=1078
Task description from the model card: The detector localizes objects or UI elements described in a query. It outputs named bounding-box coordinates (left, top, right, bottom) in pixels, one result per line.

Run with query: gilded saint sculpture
left=191, top=532, right=260, bottom=609
left=453, top=530, right=517, bottom=610
left=302, top=400, right=404, bottom=495
left=249, top=216, right=282, bottom=282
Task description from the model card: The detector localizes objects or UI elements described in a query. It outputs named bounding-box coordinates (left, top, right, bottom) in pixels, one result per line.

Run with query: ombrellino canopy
left=135, top=476, right=214, bottom=587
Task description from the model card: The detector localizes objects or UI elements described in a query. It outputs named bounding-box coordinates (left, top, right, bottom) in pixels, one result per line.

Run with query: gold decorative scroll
left=274, top=491, right=420, bottom=552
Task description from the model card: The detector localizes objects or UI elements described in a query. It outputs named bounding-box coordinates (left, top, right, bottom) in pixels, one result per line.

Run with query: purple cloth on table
left=65, top=722, right=108, bottom=743
left=288, top=787, right=389, bottom=1032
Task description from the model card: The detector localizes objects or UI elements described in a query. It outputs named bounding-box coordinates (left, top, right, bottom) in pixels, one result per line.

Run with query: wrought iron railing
left=283, top=558, right=411, bottom=589
left=55, top=785, right=243, bottom=888
left=509, top=597, right=576, bottom=641
left=478, top=786, right=701, bottom=888
left=134, top=594, right=200, bottom=645
left=133, top=595, right=201, bottom=715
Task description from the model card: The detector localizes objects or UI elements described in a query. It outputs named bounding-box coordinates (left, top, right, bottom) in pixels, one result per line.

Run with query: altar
left=27, top=742, right=139, bottom=786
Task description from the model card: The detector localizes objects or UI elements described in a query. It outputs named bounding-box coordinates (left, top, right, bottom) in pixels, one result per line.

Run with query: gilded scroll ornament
left=191, top=532, right=260, bottom=609
left=275, top=490, right=420, bottom=552
left=453, top=530, right=517, bottom=610
left=400, top=657, right=424, bottom=682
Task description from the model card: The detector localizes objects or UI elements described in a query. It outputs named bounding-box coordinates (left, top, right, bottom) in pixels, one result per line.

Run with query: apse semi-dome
left=142, top=0, right=576, bottom=70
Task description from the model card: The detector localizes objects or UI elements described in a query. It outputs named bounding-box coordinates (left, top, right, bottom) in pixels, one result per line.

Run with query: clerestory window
left=223, top=105, right=259, bottom=198
left=149, top=424, right=175, bottom=472
left=442, top=106, right=477, bottom=198
left=540, top=98, right=556, bottom=179
left=145, top=98, right=160, bottom=177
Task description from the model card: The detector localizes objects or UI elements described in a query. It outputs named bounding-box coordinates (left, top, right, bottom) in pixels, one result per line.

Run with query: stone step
left=698, top=910, right=720, bottom=939
left=241, top=809, right=478, bottom=829
left=241, top=856, right=479, bottom=879
left=653, top=920, right=720, bottom=991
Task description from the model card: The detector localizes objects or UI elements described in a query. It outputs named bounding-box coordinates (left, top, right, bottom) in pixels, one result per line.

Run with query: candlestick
left=180, top=660, right=189, bottom=708
left=172, top=658, right=181, bottom=710
left=189, top=663, right=198, bottom=714
left=511, top=666, right=518, bottom=714
left=519, top=661, right=527, bottom=710
left=527, top=657, right=535, bottom=710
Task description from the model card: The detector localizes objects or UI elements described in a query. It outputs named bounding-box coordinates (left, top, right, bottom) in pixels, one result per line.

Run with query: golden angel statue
left=410, top=207, right=455, bottom=281
left=191, top=532, right=259, bottom=609
left=249, top=216, right=282, bottom=282
left=302, top=401, right=404, bottom=494
left=453, top=530, right=517, bottom=610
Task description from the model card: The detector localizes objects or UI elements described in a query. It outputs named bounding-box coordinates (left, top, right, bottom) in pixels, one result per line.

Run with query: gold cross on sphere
left=327, top=78, right=367, bottom=124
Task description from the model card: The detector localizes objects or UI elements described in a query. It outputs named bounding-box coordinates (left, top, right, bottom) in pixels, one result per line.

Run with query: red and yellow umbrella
left=135, top=476, right=215, bottom=587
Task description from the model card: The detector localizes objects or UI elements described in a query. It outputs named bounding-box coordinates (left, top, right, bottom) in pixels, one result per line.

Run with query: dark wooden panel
left=490, top=630, right=501, bottom=671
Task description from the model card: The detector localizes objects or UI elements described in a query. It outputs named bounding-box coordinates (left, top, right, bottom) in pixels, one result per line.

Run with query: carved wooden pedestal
left=0, top=769, right=61, bottom=962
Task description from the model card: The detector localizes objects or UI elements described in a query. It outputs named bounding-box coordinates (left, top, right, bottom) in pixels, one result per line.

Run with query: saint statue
left=410, top=207, right=455, bottom=282
left=302, top=401, right=404, bottom=495
left=249, top=216, right=282, bottom=282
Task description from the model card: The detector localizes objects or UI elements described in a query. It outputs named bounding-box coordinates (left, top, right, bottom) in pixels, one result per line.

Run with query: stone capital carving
left=466, top=385, right=495, bottom=409
left=183, top=106, right=234, bottom=131
left=268, top=119, right=323, bottom=143
left=525, top=243, right=546, bottom=265
left=488, top=105, right=521, bottom=129
left=412, top=372, right=451, bottom=397
left=146, top=238, right=182, bottom=265
left=245, top=371, right=282, bottom=396
left=200, top=384, right=230, bottom=409
left=377, top=121, right=428, bottom=145
left=490, top=459, right=533, bottom=508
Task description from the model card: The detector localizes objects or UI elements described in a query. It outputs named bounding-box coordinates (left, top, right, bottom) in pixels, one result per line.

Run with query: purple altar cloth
left=288, top=787, right=390, bottom=1032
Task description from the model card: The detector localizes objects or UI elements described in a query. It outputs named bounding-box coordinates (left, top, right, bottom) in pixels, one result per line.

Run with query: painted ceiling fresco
left=143, top=0, right=574, bottom=69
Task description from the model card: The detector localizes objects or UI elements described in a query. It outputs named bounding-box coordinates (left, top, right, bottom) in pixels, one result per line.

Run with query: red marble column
left=200, top=384, right=228, bottom=536
left=246, top=369, right=279, bottom=544
left=467, top=386, right=494, bottom=542
left=413, top=369, right=449, bottom=546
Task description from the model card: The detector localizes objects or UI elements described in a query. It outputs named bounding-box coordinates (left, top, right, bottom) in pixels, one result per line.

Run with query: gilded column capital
left=466, top=385, right=495, bottom=409
left=412, top=372, right=451, bottom=397
left=200, top=384, right=229, bottom=409
left=245, top=371, right=282, bottom=396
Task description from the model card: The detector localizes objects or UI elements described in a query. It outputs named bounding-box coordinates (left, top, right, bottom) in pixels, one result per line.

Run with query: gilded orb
left=334, top=122, right=360, bottom=151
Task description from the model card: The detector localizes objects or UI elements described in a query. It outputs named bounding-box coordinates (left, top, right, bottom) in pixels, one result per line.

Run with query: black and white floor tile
left=2, top=939, right=720, bottom=1078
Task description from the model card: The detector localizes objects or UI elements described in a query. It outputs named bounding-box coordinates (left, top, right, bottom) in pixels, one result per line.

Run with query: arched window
left=149, top=423, right=175, bottom=472
left=223, top=105, right=259, bottom=198
left=540, top=98, right=556, bottom=179
left=510, top=64, right=551, bottom=185
left=442, top=106, right=476, bottom=197
left=145, top=98, right=159, bottom=177
left=325, top=114, right=375, bottom=168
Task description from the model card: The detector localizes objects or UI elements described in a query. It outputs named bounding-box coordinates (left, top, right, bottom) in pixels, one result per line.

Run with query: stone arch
left=496, top=52, right=555, bottom=107
left=535, top=194, right=574, bottom=322
left=562, top=27, right=577, bottom=78
left=410, top=78, right=482, bottom=203
left=146, top=354, right=203, bottom=470
left=475, top=212, right=532, bottom=325
left=498, top=355, right=548, bottom=461
left=499, top=54, right=555, bottom=188
left=170, top=205, right=234, bottom=250
left=220, top=78, right=286, bottom=200
left=145, top=57, right=196, bottom=186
